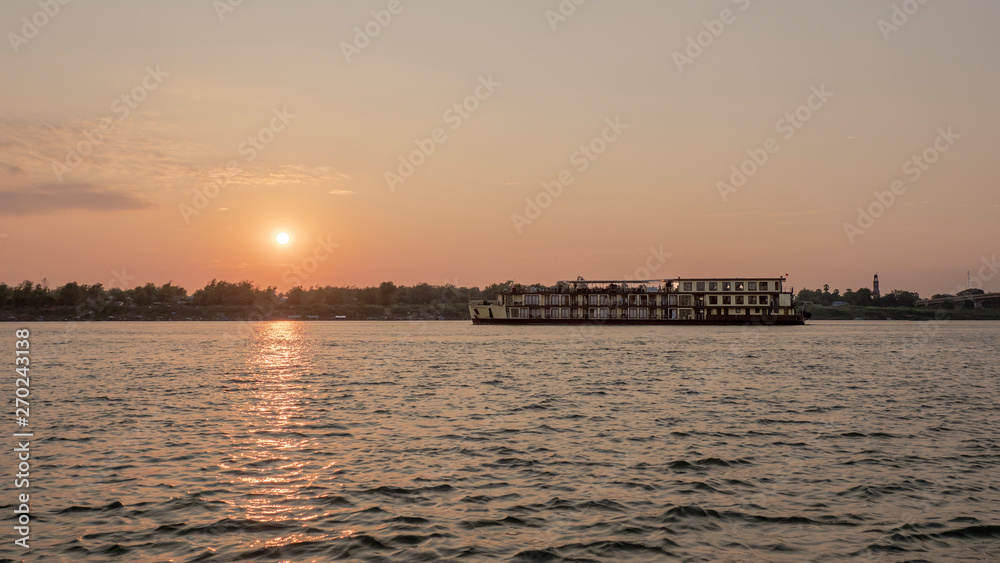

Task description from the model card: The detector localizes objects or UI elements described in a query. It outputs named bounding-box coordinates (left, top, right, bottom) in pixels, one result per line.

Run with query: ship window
left=589, top=295, right=599, bottom=306
left=736, top=282, right=745, bottom=291
left=736, top=296, right=744, bottom=305
left=722, top=296, right=731, bottom=305
left=667, top=295, right=677, bottom=306
left=760, top=296, right=769, bottom=305
left=709, top=296, right=718, bottom=305
left=683, top=282, right=693, bottom=291
left=754, top=308, right=761, bottom=314
left=760, top=282, right=769, bottom=291
left=709, top=282, right=718, bottom=291
left=723, top=282, right=732, bottom=291
left=748, top=282, right=757, bottom=291
left=525, top=295, right=540, bottom=305
left=696, top=282, right=705, bottom=291
left=775, top=282, right=781, bottom=291
left=748, top=295, right=758, bottom=305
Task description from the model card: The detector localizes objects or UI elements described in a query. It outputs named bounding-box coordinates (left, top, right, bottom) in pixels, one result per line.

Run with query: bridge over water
left=917, top=292, right=1000, bottom=308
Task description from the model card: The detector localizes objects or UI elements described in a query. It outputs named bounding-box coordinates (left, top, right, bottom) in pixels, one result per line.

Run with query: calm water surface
left=3, top=321, right=999, bottom=562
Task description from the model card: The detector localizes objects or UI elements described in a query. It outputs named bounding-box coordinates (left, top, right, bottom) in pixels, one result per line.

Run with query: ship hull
left=471, top=316, right=805, bottom=326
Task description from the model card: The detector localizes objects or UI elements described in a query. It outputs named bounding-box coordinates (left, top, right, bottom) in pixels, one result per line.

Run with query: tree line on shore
left=1, top=279, right=990, bottom=321
left=795, top=285, right=922, bottom=307
left=796, top=284, right=989, bottom=308
left=0, top=280, right=514, bottom=321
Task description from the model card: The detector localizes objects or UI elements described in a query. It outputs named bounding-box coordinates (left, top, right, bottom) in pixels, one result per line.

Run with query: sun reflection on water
left=222, top=322, right=327, bottom=528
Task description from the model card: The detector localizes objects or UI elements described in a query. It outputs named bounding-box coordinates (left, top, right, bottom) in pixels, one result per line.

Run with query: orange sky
left=1, top=1, right=998, bottom=296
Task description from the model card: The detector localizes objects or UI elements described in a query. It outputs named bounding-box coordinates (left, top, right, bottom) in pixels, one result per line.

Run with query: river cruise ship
left=469, top=277, right=805, bottom=325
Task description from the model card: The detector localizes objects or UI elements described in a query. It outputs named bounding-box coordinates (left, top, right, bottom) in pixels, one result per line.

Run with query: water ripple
left=21, top=320, right=1000, bottom=561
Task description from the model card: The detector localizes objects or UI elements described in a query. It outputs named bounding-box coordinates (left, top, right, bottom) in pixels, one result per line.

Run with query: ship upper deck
left=499, top=277, right=789, bottom=295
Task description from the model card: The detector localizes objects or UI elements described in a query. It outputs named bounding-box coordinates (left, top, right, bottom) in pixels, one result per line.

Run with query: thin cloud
left=0, top=184, right=151, bottom=216
left=0, top=118, right=347, bottom=195
left=766, top=209, right=834, bottom=218
left=697, top=211, right=759, bottom=218
left=329, top=189, right=355, bottom=196
left=0, top=162, right=24, bottom=176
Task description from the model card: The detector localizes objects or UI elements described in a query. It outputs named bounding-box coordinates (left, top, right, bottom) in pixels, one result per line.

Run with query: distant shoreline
left=804, top=304, right=1000, bottom=321
left=5, top=317, right=1000, bottom=323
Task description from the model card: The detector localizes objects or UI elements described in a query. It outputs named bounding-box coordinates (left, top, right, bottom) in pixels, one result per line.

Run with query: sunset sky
left=1, top=0, right=998, bottom=296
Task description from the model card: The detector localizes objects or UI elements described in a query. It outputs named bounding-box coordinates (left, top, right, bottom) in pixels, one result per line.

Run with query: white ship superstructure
left=469, top=277, right=804, bottom=325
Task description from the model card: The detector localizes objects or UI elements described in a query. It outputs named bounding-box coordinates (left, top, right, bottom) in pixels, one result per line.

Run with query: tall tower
left=873, top=274, right=881, bottom=299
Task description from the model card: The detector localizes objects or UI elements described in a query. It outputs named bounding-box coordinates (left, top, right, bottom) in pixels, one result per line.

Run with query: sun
left=275, top=232, right=291, bottom=245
